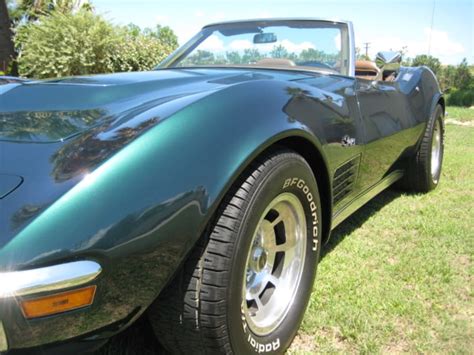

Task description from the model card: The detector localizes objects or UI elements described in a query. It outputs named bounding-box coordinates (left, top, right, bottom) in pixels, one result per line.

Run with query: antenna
left=428, top=0, right=436, bottom=55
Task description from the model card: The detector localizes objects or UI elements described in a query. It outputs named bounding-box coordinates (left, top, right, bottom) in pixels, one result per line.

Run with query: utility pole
left=363, top=42, right=370, bottom=58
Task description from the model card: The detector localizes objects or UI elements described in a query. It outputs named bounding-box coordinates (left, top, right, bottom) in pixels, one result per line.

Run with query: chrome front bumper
left=0, top=260, right=102, bottom=352
left=0, top=261, right=101, bottom=298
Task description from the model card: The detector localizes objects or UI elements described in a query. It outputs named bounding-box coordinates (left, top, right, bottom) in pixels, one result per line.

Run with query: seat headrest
left=355, top=60, right=379, bottom=71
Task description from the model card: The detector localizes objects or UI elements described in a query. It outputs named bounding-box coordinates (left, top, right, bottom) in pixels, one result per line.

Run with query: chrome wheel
left=431, top=119, right=442, bottom=182
left=242, top=193, right=307, bottom=336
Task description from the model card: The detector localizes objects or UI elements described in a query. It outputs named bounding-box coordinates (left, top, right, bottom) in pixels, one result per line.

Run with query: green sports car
left=0, top=18, right=444, bottom=354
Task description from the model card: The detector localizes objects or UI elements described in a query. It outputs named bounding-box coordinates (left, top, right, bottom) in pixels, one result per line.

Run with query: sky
left=93, top=0, right=473, bottom=65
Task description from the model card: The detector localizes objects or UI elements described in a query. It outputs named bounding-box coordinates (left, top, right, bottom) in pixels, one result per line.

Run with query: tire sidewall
left=427, top=105, right=444, bottom=188
left=227, top=155, right=322, bottom=354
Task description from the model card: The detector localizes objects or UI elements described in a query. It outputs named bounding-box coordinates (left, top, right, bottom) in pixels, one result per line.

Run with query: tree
left=411, top=54, right=441, bottom=75
left=242, top=48, right=263, bottom=64
left=126, top=23, right=178, bottom=54
left=225, top=51, right=241, bottom=64
left=182, top=50, right=215, bottom=66
left=15, top=10, right=177, bottom=78
left=155, top=25, right=178, bottom=48
left=453, top=58, right=472, bottom=90
left=439, top=64, right=456, bottom=91
left=270, top=44, right=289, bottom=59
left=9, top=0, right=92, bottom=23
left=111, top=24, right=177, bottom=72
left=355, top=47, right=370, bottom=61
left=0, top=0, right=15, bottom=74
left=16, top=10, right=117, bottom=77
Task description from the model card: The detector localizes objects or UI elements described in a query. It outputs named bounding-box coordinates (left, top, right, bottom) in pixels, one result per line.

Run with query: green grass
left=99, top=124, right=473, bottom=355
left=289, top=124, right=474, bottom=354
left=446, top=106, right=474, bottom=123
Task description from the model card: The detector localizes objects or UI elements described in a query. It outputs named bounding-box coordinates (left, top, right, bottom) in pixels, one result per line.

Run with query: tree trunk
left=0, top=0, right=15, bottom=75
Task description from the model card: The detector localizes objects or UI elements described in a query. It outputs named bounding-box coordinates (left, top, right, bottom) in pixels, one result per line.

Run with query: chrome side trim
left=0, top=321, right=7, bottom=352
left=0, top=261, right=102, bottom=298
left=331, top=170, right=404, bottom=229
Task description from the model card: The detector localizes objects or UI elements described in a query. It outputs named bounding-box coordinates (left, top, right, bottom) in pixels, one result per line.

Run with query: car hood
left=0, top=68, right=314, bottom=250
left=0, top=68, right=309, bottom=143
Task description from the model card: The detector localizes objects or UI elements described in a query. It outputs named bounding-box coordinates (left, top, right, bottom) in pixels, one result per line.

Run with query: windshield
left=158, top=20, right=352, bottom=76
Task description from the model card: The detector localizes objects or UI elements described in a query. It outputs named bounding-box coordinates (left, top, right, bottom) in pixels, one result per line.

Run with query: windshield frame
left=157, top=18, right=355, bottom=77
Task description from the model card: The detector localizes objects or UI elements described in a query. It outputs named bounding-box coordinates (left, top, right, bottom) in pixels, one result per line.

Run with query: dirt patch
left=289, top=332, right=317, bottom=353
left=445, top=119, right=474, bottom=127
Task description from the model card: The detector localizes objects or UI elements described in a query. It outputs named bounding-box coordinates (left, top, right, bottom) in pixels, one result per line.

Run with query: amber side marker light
left=21, top=285, right=97, bottom=319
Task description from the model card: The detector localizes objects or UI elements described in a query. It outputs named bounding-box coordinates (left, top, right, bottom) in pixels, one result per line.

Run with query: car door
left=291, top=74, right=365, bottom=211
left=355, top=77, right=421, bottom=190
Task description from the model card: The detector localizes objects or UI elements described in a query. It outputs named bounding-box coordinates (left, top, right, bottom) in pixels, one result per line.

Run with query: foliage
left=154, top=25, right=178, bottom=48
left=451, top=58, right=472, bottom=89
left=224, top=51, right=241, bottom=64
left=355, top=47, right=370, bottom=61
left=180, top=46, right=340, bottom=67
left=181, top=50, right=215, bottom=66
left=125, top=23, right=178, bottom=49
left=447, top=86, right=474, bottom=107
left=8, top=0, right=92, bottom=23
left=241, top=48, right=263, bottom=63
left=15, top=10, right=116, bottom=77
left=299, top=48, right=339, bottom=64
left=405, top=55, right=473, bottom=106
left=109, top=25, right=177, bottom=72
left=411, top=54, right=442, bottom=75
left=442, top=59, right=474, bottom=107
left=14, top=9, right=178, bottom=78
left=270, top=44, right=290, bottom=59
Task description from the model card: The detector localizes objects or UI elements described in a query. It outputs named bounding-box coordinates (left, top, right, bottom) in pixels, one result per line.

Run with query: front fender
left=0, top=80, right=330, bottom=349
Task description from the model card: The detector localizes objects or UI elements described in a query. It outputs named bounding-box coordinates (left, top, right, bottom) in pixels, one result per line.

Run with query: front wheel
left=149, top=150, right=322, bottom=354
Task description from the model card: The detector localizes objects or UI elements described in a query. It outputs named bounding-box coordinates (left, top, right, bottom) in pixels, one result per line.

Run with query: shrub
left=447, top=85, right=474, bottom=107
left=109, top=26, right=176, bottom=72
left=16, top=10, right=117, bottom=78
left=15, top=11, right=178, bottom=79
left=412, top=54, right=442, bottom=75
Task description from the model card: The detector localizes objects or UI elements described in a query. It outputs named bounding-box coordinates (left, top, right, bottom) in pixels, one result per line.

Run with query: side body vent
left=332, top=155, right=361, bottom=205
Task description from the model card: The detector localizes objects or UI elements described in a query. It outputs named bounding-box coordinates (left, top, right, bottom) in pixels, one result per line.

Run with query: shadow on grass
left=98, top=188, right=405, bottom=354
left=321, top=188, right=403, bottom=259
left=97, top=316, right=163, bottom=355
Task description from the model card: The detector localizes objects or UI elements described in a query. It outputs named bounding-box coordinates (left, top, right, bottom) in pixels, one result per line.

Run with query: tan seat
left=256, top=58, right=296, bottom=67
left=355, top=60, right=380, bottom=80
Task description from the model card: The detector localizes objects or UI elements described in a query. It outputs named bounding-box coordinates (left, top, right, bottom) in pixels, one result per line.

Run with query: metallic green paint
left=0, top=65, right=442, bottom=351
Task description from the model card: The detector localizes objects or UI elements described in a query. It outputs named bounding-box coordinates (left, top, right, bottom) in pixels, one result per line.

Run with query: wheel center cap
left=251, top=247, right=267, bottom=272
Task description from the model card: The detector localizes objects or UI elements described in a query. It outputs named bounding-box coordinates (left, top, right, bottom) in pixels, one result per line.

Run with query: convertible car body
left=0, top=19, right=444, bottom=354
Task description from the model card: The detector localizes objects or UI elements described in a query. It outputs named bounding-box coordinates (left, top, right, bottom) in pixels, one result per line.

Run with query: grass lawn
left=446, top=106, right=474, bottom=123
left=100, top=122, right=473, bottom=354
left=290, top=123, right=474, bottom=354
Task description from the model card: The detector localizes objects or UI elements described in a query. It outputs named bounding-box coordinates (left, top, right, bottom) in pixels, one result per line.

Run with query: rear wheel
left=398, top=104, right=444, bottom=192
left=149, top=150, right=322, bottom=354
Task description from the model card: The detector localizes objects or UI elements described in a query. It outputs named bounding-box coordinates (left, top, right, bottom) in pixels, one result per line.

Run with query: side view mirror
left=375, top=51, right=401, bottom=72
